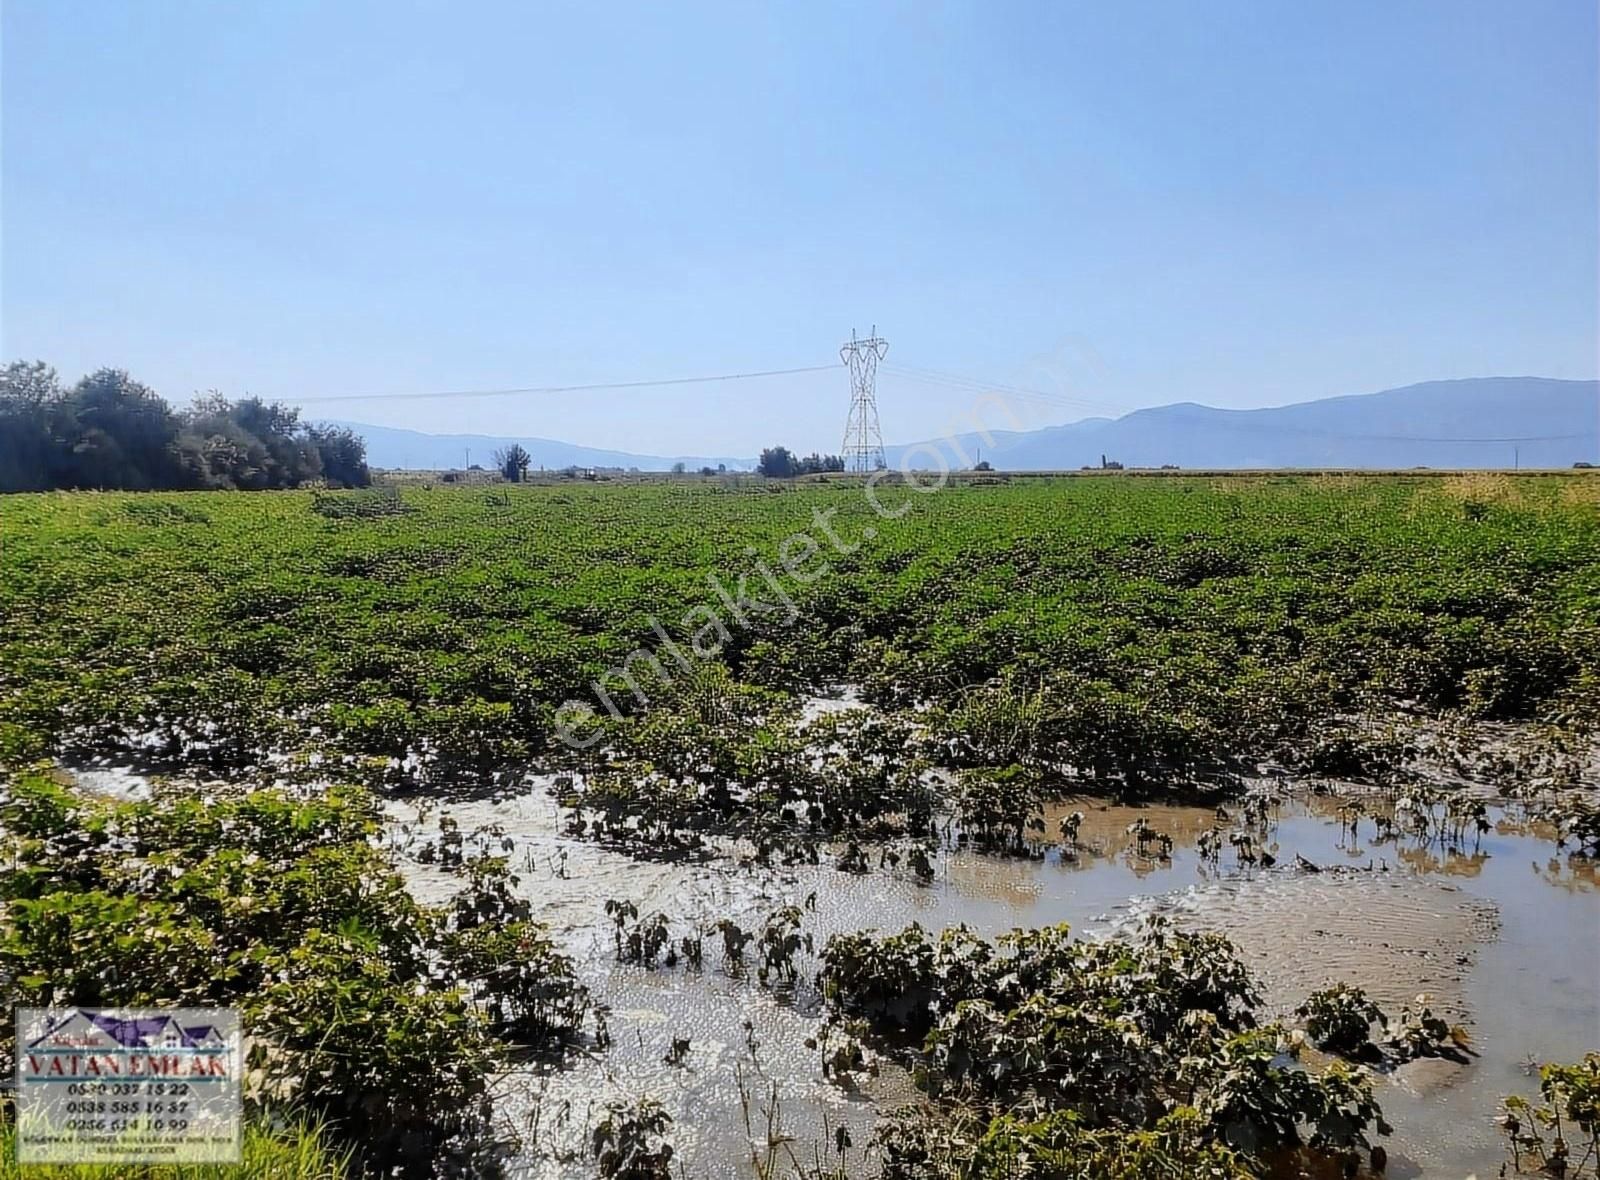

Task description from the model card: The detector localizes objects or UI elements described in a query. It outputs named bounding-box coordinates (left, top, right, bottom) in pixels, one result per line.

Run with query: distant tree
left=305, top=424, right=371, bottom=487
left=758, top=447, right=847, bottom=477
left=0, top=359, right=371, bottom=492
left=59, top=369, right=185, bottom=490
left=495, top=444, right=532, bottom=482
left=758, top=446, right=796, bottom=478
left=699, top=466, right=715, bottom=476
left=230, top=397, right=322, bottom=485
left=0, top=360, right=63, bottom=492
left=670, top=461, right=687, bottom=475
left=180, top=393, right=277, bottom=489
left=716, top=463, right=727, bottom=474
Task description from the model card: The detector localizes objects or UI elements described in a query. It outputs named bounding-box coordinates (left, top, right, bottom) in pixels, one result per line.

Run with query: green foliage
left=1380, top=995, right=1467, bottom=1062
left=1500, top=1053, right=1600, bottom=1178
left=2, top=476, right=1595, bottom=801
left=876, top=1102, right=1254, bottom=1180
left=494, top=443, right=531, bottom=482
left=1297, top=983, right=1386, bottom=1056
left=756, top=446, right=844, bottom=477
left=0, top=361, right=369, bottom=492
left=954, top=764, right=1045, bottom=853
left=824, top=917, right=1385, bottom=1174
left=0, top=770, right=586, bottom=1174
left=591, top=1098, right=675, bottom=1179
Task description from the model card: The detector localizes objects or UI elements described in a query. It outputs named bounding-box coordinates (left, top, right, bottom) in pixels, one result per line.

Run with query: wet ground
left=381, top=773, right=1600, bottom=1179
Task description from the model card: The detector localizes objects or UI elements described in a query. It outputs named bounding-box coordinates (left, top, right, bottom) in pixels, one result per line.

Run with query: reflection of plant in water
left=955, top=764, right=1046, bottom=855
left=1550, top=795, right=1600, bottom=857
left=1499, top=1053, right=1600, bottom=1179
left=1058, top=809, right=1083, bottom=851
left=1297, top=984, right=1386, bottom=1057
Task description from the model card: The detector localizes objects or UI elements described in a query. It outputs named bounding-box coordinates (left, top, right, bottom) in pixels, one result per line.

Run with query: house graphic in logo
left=27, top=1009, right=229, bottom=1052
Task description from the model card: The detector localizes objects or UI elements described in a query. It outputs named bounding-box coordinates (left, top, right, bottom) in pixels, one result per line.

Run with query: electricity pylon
left=840, top=328, right=888, bottom=473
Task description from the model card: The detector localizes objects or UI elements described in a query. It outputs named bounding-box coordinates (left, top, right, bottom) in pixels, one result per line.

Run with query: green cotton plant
left=876, top=1104, right=1254, bottom=1180
left=0, top=768, right=584, bottom=1176
left=1297, top=983, right=1386, bottom=1057
left=823, top=917, right=1387, bottom=1175
left=1187, top=1025, right=1389, bottom=1157
left=592, top=1098, right=675, bottom=1180
left=953, top=764, right=1046, bottom=854
left=1380, top=995, right=1468, bottom=1062
left=3, top=477, right=1598, bottom=835
left=1500, top=1054, right=1600, bottom=1179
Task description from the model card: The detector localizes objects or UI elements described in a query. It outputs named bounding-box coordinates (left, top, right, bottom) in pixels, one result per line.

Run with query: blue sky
left=3, top=1, right=1595, bottom=455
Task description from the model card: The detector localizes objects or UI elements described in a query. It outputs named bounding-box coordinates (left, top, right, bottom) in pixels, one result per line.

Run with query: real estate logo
left=14, top=1007, right=241, bottom=1164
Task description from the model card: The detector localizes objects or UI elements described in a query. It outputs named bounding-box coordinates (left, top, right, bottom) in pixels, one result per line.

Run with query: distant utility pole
left=840, top=327, right=888, bottom=473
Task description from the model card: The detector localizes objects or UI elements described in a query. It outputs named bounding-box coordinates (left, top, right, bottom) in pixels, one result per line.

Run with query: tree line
left=756, top=446, right=845, bottom=477
left=0, top=360, right=369, bottom=493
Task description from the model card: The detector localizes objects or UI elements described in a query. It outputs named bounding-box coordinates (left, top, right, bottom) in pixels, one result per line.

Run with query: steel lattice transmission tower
left=839, top=327, right=889, bottom=473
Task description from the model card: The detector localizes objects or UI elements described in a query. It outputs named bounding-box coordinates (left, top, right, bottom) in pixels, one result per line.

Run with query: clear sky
left=3, top=1, right=1595, bottom=456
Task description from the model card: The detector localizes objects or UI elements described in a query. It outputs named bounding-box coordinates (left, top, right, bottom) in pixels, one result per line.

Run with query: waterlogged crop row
left=2, top=476, right=1597, bottom=795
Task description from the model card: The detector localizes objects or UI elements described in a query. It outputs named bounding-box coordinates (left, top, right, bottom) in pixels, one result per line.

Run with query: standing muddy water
left=386, top=780, right=1599, bottom=1179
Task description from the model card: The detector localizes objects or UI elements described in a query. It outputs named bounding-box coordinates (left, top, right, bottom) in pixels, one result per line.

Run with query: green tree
left=758, top=446, right=796, bottom=477
left=305, top=423, right=371, bottom=487
left=58, top=368, right=184, bottom=490
left=0, top=361, right=63, bottom=492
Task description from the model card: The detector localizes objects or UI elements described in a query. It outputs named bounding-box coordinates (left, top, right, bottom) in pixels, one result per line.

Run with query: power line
left=292, top=364, right=836, bottom=405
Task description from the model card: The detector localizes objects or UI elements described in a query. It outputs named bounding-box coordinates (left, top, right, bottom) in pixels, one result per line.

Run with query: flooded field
left=10, top=478, right=1599, bottom=1177
left=385, top=774, right=1599, bottom=1178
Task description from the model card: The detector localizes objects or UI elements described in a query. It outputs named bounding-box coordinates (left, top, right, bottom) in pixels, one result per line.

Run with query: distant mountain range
left=333, top=377, right=1597, bottom=473
left=321, top=421, right=752, bottom=473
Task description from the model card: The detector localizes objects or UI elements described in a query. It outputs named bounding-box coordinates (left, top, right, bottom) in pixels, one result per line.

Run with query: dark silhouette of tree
left=758, top=447, right=844, bottom=477
left=0, top=361, right=62, bottom=491
left=59, top=369, right=186, bottom=490
left=758, top=446, right=796, bottom=477
left=0, top=359, right=370, bottom=492
left=305, top=424, right=371, bottom=488
left=495, top=444, right=532, bottom=482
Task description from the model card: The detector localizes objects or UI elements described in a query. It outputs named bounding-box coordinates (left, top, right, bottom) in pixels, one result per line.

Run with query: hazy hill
left=323, top=420, right=751, bottom=473
left=335, top=377, right=1597, bottom=474
left=887, top=377, right=1597, bottom=470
